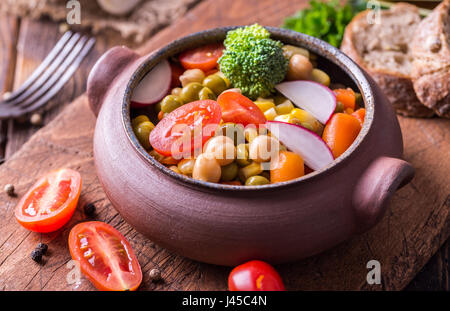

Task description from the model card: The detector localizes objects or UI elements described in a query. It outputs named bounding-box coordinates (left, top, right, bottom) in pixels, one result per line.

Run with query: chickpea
left=286, top=54, right=313, bottom=81
left=177, top=158, right=195, bottom=175
left=179, top=69, right=205, bottom=87
left=244, top=127, right=258, bottom=143
left=203, top=136, right=236, bottom=166
left=248, top=135, right=280, bottom=162
left=192, top=153, right=221, bottom=182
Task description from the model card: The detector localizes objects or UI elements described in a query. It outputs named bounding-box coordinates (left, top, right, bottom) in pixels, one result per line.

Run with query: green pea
left=161, top=95, right=183, bottom=113
left=221, top=162, right=239, bottom=182
left=171, top=87, right=182, bottom=96
left=180, top=82, right=203, bottom=103
left=131, top=115, right=150, bottom=128
left=149, top=149, right=164, bottom=162
left=245, top=175, right=270, bottom=186
left=334, top=101, right=344, bottom=113
left=198, top=87, right=216, bottom=100
left=239, top=162, right=263, bottom=182
left=217, top=123, right=245, bottom=145
left=203, top=74, right=227, bottom=95
left=355, top=92, right=363, bottom=107
left=236, top=143, right=251, bottom=167
left=134, top=121, right=154, bottom=149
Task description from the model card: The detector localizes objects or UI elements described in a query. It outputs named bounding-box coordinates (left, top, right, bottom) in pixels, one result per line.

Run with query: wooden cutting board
left=0, top=0, right=448, bottom=291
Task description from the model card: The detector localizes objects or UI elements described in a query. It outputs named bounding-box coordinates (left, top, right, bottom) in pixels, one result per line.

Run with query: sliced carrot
left=270, top=151, right=304, bottom=183
left=334, top=88, right=356, bottom=110
left=322, top=113, right=361, bottom=158
left=158, top=110, right=164, bottom=121
left=352, top=108, right=366, bottom=126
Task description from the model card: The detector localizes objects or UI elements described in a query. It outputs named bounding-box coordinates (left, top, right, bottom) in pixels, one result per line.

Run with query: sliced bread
left=411, top=0, right=450, bottom=118
left=341, top=3, right=434, bottom=117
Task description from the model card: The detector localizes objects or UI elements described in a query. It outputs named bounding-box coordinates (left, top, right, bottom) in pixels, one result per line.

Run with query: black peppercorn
left=37, top=243, right=48, bottom=254
left=31, top=249, right=42, bottom=263
left=149, top=268, right=161, bottom=281
left=84, top=203, right=96, bottom=216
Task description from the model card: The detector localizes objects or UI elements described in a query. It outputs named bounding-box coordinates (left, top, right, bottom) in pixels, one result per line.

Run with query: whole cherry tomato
left=228, top=260, right=285, bottom=291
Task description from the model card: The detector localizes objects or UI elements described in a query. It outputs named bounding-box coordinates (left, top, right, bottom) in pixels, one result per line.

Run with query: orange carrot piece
left=270, top=151, right=304, bottom=183
left=334, top=88, right=356, bottom=110
left=352, top=108, right=366, bottom=126
left=322, top=113, right=361, bottom=158
left=157, top=110, right=164, bottom=120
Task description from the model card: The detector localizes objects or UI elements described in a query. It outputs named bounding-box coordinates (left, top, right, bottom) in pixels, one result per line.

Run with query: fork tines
left=0, top=31, right=96, bottom=119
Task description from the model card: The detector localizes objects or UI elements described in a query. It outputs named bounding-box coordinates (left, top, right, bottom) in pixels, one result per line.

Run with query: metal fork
left=0, top=31, right=96, bottom=119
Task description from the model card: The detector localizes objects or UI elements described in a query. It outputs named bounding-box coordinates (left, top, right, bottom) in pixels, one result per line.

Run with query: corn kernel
left=255, top=100, right=276, bottom=112
left=275, top=100, right=294, bottom=115
left=263, top=107, right=277, bottom=121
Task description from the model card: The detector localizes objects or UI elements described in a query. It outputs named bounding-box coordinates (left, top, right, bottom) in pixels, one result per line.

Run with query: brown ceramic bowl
left=87, top=27, right=414, bottom=266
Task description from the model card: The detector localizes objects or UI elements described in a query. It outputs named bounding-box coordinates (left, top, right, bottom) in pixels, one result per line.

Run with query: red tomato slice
left=69, top=221, right=142, bottom=291
left=217, top=91, right=267, bottom=126
left=15, top=169, right=81, bottom=233
left=150, top=100, right=222, bottom=157
left=179, top=43, right=224, bottom=71
left=228, top=260, right=285, bottom=291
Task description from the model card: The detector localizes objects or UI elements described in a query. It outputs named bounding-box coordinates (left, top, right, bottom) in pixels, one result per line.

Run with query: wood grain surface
left=0, top=0, right=448, bottom=291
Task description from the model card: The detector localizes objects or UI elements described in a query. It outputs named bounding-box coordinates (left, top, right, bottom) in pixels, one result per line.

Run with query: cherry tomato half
left=217, top=91, right=266, bottom=126
left=15, top=168, right=81, bottom=233
left=150, top=100, right=222, bottom=157
left=228, top=260, right=285, bottom=291
left=179, top=43, right=224, bottom=71
left=69, top=221, right=143, bottom=291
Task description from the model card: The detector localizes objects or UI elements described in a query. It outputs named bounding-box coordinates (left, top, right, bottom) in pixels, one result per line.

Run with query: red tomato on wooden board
left=150, top=100, right=222, bottom=157
left=15, top=168, right=81, bottom=233
left=228, top=260, right=285, bottom=291
left=217, top=91, right=266, bottom=126
left=69, top=221, right=143, bottom=291
left=179, top=43, right=224, bottom=71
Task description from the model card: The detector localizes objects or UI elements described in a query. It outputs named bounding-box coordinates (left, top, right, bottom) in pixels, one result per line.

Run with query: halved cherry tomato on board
left=217, top=92, right=266, bottom=126
left=179, top=43, right=224, bottom=71
left=228, top=260, right=285, bottom=291
left=69, top=221, right=142, bottom=291
left=15, top=169, right=81, bottom=233
left=150, top=100, right=222, bottom=157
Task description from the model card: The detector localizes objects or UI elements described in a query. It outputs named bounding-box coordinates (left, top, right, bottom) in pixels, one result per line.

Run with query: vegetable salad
left=130, top=24, right=365, bottom=186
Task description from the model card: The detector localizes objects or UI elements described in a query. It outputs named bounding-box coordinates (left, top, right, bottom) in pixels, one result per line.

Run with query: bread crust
left=411, top=0, right=450, bottom=118
left=341, top=3, right=434, bottom=118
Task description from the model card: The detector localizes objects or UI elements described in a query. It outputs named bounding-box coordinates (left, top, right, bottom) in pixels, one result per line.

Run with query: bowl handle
left=352, top=156, right=414, bottom=233
left=87, top=46, right=140, bottom=117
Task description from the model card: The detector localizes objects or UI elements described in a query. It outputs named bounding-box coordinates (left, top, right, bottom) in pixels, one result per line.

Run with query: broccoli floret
left=218, top=24, right=288, bottom=99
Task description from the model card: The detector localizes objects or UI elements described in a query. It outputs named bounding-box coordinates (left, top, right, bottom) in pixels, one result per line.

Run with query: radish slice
left=266, top=121, right=334, bottom=171
left=131, top=59, right=171, bottom=108
left=275, top=81, right=336, bottom=124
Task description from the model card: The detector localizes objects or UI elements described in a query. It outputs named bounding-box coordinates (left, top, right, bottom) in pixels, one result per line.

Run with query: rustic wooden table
left=0, top=0, right=448, bottom=291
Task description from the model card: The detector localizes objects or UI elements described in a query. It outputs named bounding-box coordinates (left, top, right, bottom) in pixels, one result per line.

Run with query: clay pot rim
left=121, top=26, right=375, bottom=191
